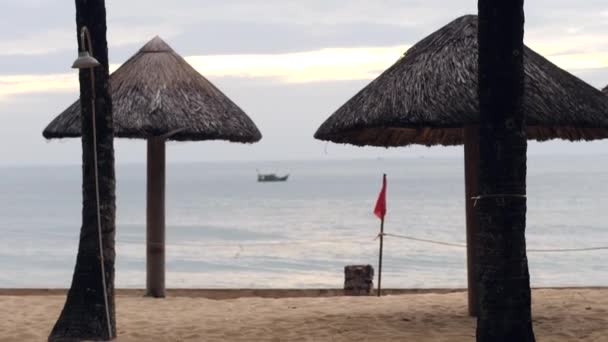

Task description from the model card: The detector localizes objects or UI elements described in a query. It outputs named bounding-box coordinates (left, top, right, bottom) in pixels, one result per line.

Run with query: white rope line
left=381, top=233, right=467, bottom=248
left=139, top=234, right=608, bottom=254
left=381, top=232, right=608, bottom=253
left=168, top=238, right=373, bottom=249
left=90, top=69, right=112, bottom=339
left=527, top=246, right=608, bottom=253
left=83, top=26, right=112, bottom=338
left=472, top=194, right=527, bottom=206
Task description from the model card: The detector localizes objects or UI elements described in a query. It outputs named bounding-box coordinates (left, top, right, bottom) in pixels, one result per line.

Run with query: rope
left=472, top=194, right=527, bottom=207
left=84, top=26, right=112, bottom=338
left=382, top=233, right=467, bottom=248
left=145, top=234, right=608, bottom=254
left=90, top=69, right=112, bottom=339
left=528, top=246, right=608, bottom=253
left=381, top=233, right=608, bottom=253
left=169, top=238, right=373, bottom=249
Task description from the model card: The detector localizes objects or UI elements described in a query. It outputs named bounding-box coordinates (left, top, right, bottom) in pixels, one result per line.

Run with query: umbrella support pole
left=464, top=126, right=480, bottom=317
left=146, top=137, right=166, bottom=298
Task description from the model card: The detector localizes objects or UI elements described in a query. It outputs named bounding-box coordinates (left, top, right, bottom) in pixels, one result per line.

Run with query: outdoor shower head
left=71, top=26, right=99, bottom=69
left=71, top=50, right=100, bottom=69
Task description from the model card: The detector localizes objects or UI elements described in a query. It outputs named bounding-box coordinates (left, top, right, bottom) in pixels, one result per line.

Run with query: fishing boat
left=257, top=173, right=289, bottom=182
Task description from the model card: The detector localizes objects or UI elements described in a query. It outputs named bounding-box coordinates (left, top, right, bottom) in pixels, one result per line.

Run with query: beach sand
left=0, top=288, right=606, bottom=341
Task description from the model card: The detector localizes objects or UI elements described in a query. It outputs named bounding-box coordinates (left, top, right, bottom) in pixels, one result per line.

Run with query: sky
left=1, top=0, right=607, bottom=165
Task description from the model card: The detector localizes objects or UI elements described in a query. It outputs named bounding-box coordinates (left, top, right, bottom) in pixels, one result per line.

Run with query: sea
left=1, top=155, right=607, bottom=289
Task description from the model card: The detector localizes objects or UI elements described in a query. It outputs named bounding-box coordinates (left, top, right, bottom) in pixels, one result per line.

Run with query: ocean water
left=1, top=156, right=607, bottom=289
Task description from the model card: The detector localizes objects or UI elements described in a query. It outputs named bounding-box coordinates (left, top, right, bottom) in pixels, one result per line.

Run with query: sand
left=0, top=289, right=606, bottom=341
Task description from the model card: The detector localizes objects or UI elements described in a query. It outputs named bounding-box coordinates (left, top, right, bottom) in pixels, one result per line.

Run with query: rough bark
left=464, top=126, right=480, bottom=316
left=48, top=0, right=116, bottom=341
left=476, top=1, right=536, bottom=341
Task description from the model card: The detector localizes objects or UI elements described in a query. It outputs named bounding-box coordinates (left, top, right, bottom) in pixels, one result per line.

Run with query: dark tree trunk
left=476, top=1, right=536, bottom=341
left=48, top=0, right=116, bottom=341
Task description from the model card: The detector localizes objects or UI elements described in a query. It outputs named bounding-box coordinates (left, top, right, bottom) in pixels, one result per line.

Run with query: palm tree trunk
left=476, top=1, right=535, bottom=341
left=48, top=0, right=116, bottom=341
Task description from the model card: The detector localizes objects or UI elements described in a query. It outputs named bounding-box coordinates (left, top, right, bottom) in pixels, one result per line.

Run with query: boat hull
left=257, top=174, right=289, bottom=182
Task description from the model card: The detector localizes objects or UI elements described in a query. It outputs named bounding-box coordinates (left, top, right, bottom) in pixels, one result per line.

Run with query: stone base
left=344, top=265, right=374, bottom=296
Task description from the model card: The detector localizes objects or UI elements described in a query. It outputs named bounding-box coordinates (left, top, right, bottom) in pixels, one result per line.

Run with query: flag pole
left=374, top=173, right=387, bottom=297
left=377, top=217, right=385, bottom=297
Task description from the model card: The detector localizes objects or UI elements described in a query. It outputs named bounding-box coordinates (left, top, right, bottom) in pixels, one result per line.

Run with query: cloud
left=108, top=0, right=474, bottom=28
left=526, top=31, right=608, bottom=55
left=187, top=46, right=608, bottom=80
left=0, top=73, right=77, bottom=101
left=0, top=45, right=409, bottom=101
left=545, top=53, right=608, bottom=71
left=108, top=24, right=182, bottom=50
left=186, top=45, right=408, bottom=83
left=0, top=24, right=181, bottom=57
left=0, top=29, right=74, bottom=56
left=0, top=2, right=606, bottom=99
left=2, top=40, right=608, bottom=101
left=2, top=0, right=606, bottom=64
left=2, top=0, right=608, bottom=165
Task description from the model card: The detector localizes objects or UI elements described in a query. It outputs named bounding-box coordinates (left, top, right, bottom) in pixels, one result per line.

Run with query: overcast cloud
left=0, top=1, right=607, bottom=165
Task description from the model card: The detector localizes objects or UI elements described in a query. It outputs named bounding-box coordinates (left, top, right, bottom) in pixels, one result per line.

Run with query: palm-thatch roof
left=603, top=85, right=608, bottom=95
left=43, top=36, right=262, bottom=143
left=314, top=15, right=608, bottom=147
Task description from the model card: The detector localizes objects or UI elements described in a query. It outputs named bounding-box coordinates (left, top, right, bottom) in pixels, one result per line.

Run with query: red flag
left=374, top=174, right=387, bottom=219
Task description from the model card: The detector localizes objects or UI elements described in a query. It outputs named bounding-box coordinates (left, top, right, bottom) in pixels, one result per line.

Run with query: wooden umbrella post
left=464, top=125, right=480, bottom=316
left=146, top=137, right=166, bottom=298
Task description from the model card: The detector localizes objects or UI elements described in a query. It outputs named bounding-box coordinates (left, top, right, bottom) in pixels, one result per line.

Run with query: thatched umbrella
left=44, top=36, right=262, bottom=298
left=315, top=15, right=608, bottom=315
